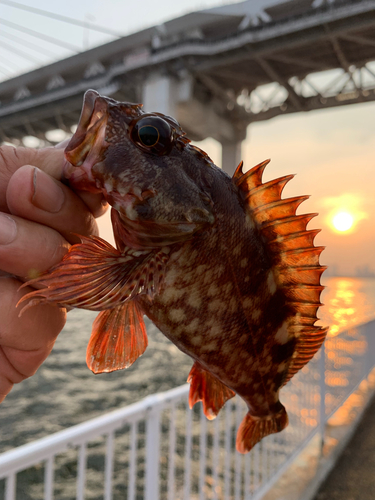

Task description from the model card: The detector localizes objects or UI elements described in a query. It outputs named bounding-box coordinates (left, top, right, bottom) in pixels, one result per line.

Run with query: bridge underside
left=1, top=0, right=375, bottom=148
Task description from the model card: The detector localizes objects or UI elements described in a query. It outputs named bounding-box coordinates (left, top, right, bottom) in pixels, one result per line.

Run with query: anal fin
left=187, top=362, right=235, bottom=420
left=236, top=405, right=289, bottom=454
left=86, top=300, right=147, bottom=374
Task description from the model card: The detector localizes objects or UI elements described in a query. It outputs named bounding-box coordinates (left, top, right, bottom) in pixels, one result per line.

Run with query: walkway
left=313, top=395, right=375, bottom=500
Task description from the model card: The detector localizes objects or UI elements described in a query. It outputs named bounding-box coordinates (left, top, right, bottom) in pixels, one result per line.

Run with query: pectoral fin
left=187, top=361, right=235, bottom=419
left=87, top=301, right=147, bottom=374
left=18, top=234, right=168, bottom=313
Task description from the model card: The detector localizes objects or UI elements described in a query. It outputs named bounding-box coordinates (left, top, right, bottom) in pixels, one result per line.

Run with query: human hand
left=0, top=144, right=108, bottom=403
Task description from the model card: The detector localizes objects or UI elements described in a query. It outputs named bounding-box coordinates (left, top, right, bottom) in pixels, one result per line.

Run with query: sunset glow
left=322, top=194, right=369, bottom=240
left=332, top=212, right=354, bottom=232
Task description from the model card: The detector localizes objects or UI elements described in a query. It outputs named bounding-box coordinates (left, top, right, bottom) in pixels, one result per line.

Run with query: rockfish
left=21, top=90, right=327, bottom=453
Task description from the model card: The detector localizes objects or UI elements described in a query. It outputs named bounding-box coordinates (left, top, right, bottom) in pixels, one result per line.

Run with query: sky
left=1, top=0, right=374, bottom=276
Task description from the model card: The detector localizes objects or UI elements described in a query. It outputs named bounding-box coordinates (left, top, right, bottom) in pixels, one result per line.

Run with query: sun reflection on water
left=284, top=276, right=375, bottom=431
left=319, top=277, right=375, bottom=416
left=319, top=277, right=375, bottom=336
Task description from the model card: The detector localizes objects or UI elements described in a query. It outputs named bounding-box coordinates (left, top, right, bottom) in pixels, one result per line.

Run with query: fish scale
left=19, top=90, right=328, bottom=453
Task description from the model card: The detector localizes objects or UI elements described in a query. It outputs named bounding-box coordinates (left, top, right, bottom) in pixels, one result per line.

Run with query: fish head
left=65, top=90, right=215, bottom=248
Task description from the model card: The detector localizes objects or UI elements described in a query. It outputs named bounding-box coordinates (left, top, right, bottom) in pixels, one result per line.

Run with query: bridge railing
left=1, top=320, right=375, bottom=500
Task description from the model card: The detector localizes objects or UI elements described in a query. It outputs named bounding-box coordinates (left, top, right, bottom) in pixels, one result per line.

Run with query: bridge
left=1, top=0, right=375, bottom=173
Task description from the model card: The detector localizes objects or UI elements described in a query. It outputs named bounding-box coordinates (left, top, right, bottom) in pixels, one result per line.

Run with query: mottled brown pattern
left=138, top=176, right=288, bottom=417
left=24, top=90, right=327, bottom=453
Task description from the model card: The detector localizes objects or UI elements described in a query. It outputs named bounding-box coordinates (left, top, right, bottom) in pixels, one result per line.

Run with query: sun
left=332, top=211, right=354, bottom=232
left=323, top=194, right=368, bottom=235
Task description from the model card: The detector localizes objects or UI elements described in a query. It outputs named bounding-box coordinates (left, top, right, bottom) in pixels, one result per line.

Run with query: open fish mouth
left=63, top=90, right=142, bottom=190
left=65, top=90, right=109, bottom=176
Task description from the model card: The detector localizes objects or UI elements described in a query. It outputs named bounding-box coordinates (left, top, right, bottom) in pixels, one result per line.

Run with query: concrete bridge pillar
left=221, top=139, right=243, bottom=177
left=142, top=73, right=247, bottom=177
left=142, top=75, right=178, bottom=116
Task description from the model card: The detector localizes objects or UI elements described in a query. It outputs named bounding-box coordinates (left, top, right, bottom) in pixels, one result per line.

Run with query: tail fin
left=236, top=406, right=289, bottom=454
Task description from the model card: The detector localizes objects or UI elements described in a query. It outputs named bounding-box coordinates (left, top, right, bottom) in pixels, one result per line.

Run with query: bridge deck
left=1, top=0, right=375, bottom=143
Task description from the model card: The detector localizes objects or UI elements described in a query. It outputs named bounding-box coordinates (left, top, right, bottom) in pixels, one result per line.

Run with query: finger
left=7, top=165, right=99, bottom=243
left=0, top=277, right=66, bottom=403
left=55, top=138, right=70, bottom=150
left=0, top=213, right=69, bottom=278
left=0, top=146, right=66, bottom=210
left=75, top=189, right=109, bottom=218
left=0, top=145, right=63, bottom=177
left=0, top=145, right=106, bottom=217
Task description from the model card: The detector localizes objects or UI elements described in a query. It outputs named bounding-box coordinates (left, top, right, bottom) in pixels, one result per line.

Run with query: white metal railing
left=1, top=319, right=375, bottom=500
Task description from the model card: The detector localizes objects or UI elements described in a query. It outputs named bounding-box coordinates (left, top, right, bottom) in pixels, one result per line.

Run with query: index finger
left=0, top=145, right=66, bottom=181
left=0, top=146, right=67, bottom=212
left=0, top=145, right=107, bottom=216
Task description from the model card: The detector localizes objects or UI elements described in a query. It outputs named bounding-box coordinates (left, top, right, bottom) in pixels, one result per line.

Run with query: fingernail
left=0, top=213, right=17, bottom=245
left=32, top=167, right=65, bottom=213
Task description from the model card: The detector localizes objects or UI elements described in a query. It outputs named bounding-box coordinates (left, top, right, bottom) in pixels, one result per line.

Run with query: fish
left=20, top=89, right=328, bottom=453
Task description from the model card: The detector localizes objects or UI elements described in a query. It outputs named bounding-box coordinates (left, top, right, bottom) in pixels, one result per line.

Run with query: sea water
left=1, top=277, right=375, bottom=453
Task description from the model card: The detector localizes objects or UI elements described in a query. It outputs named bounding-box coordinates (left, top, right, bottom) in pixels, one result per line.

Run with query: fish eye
left=138, top=125, right=159, bottom=147
left=131, top=116, right=173, bottom=155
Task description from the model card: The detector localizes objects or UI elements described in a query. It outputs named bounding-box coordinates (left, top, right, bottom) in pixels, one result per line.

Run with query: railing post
left=364, top=321, right=375, bottom=377
left=104, top=432, right=115, bottom=500
left=44, top=456, right=54, bottom=500
left=145, top=401, right=161, bottom=500
left=199, top=407, right=207, bottom=500
left=319, top=341, right=326, bottom=453
left=76, top=443, right=87, bottom=500
left=128, top=423, right=138, bottom=500
left=183, top=406, right=193, bottom=500
left=5, top=473, right=16, bottom=500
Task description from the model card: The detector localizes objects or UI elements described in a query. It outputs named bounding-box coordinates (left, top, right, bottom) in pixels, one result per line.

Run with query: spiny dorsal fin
left=233, top=160, right=244, bottom=181
left=246, top=175, right=295, bottom=207
left=235, top=159, right=270, bottom=193
left=262, top=213, right=318, bottom=239
left=233, top=160, right=327, bottom=383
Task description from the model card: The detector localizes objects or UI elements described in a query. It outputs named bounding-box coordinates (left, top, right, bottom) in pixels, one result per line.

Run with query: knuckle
left=0, top=146, right=37, bottom=174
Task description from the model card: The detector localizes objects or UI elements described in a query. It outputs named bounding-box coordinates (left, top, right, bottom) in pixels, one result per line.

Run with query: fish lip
left=63, top=90, right=110, bottom=187
left=64, top=90, right=146, bottom=188
left=65, top=90, right=107, bottom=161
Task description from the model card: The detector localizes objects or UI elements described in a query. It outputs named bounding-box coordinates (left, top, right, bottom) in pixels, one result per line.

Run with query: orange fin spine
left=252, top=195, right=310, bottom=224
left=269, top=229, right=321, bottom=252
left=279, top=246, right=325, bottom=268
left=86, top=300, right=148, bottom=374
left=235, top=159, right=270, bottom=193
left=236, top=405, right=289, bottom=454
left=187, top=362, right=235, bottom=420
left=283, top=284, right=325, bottom=303
left=261, top=213, right=318, bottom=238
left=232, top=160, right=244, bottom=181
left=245, top=174, right=295, bottom=208
left=18, top=235, right=168, bottom=313
left=276, top=266, right=326, bottom=286
left=233, top=160, right=327, bottom=384
left=283, top=326, right=329, bottom=385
